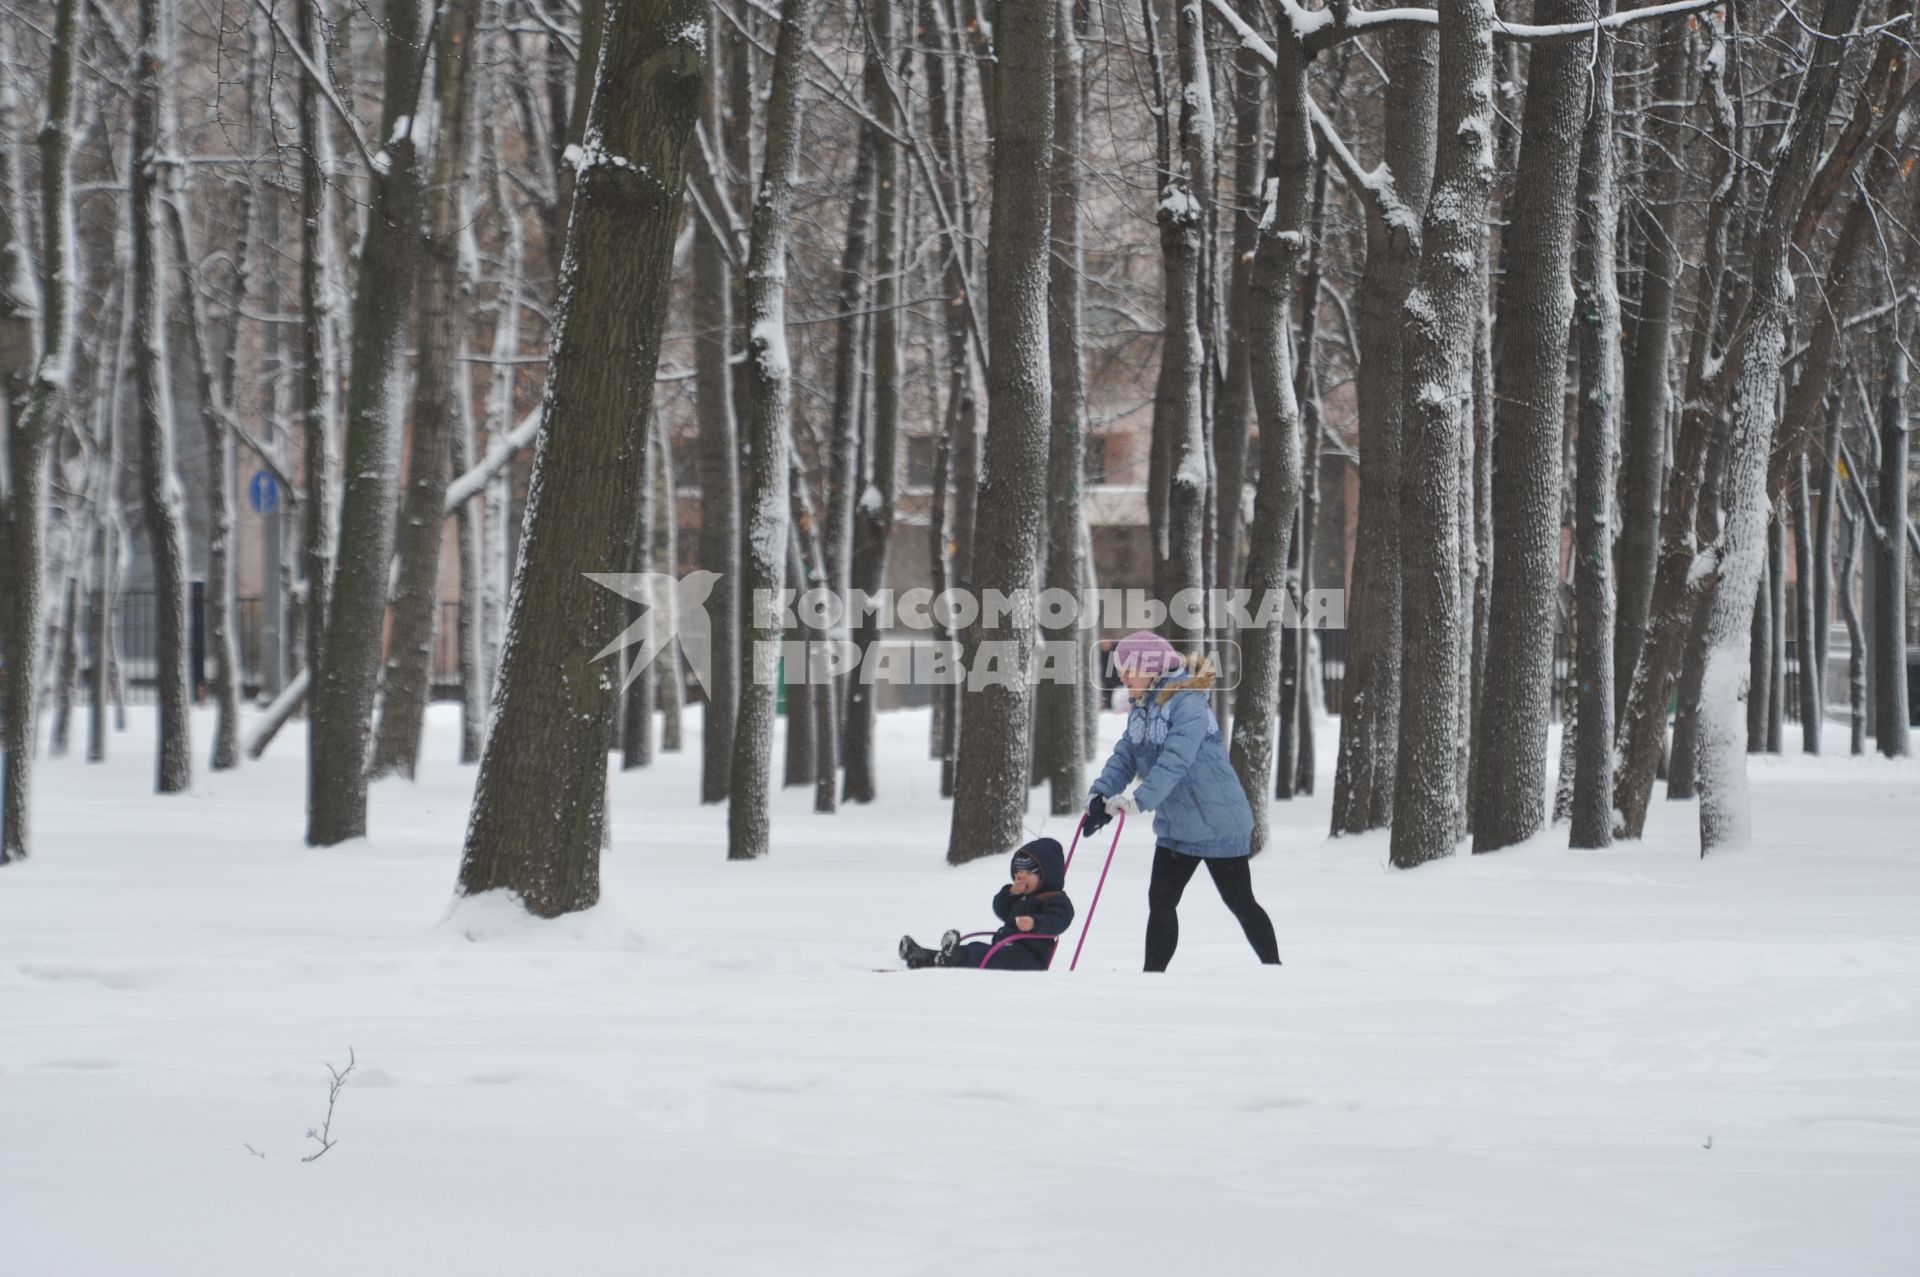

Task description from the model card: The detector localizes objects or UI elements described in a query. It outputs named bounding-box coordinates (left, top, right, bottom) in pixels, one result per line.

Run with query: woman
left=1084, top=630, right=1281, bottom=972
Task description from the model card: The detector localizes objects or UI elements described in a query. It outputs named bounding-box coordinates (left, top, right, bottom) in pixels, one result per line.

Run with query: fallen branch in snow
left=302, top=1047, right=356, bottom=1163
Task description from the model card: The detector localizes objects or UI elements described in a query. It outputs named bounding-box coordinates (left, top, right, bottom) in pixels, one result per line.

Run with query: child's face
left=1011, top=868, right=1043, bottom=895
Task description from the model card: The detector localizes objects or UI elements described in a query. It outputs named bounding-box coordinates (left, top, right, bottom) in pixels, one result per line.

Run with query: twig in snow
left=301, top=1047, right=356, bottom=1163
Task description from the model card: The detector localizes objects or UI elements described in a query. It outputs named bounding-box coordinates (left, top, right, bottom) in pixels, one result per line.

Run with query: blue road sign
left=248, top=470, right=279, bottom=515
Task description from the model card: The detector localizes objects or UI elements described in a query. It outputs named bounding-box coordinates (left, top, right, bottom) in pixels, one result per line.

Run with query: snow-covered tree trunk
left=1389, top=0, right=1495, bottom=870
left=1838, top=503, right=1866, bottom=754
left=451, top=331, right=486, bottom=766
left=843, top=0, right=904, bottom=806
left=1152, top=0, right=1214, bottom=660
left=372, top=0, right=486, bottom=781
left=479, top=123, right=524, bottom=710
left=623, top=433, right=658, bottom=772
left=1790, top=458, right=1819, bottom=750
left=921, top=0, right=981, bottom=800
left=728, top=0, right=822, bottom=861
left=0, top=0, right=80, bottom=860
left=692, top=9, right=738, bottom=803
left=1696, top=0, right=1856, bottom=855
left=1331, top=28, right=1435, bottom=837
left=1568, top=10, right=1619, bottom=848
left=296, top=0, right=338, bottom=688
left=132, top=0, right=194, bottom=796
left=1870, top=338, right=1910, bottom=758
left=457, top=0, right=705, bottom=915
left=1224, top=25, right=1308, bottom=858
left=655, top=411, right=684, bottom=753
left=1470, top=0, right=1592, bottom=855
left=1034, top=0, right=1087, bottom=817
left=1613, top=20, right=1688, bottom=719
left=163, top=192, right=242, bottom=772
left=1211, top=0, right=1264, bottom=656
left=307, top=0, right=430, bottom=843
left=946, top=0, right=1053, bottom=865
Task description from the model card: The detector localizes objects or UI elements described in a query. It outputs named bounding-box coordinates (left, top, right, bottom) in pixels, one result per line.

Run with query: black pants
left=1144, top=845, right=1281, bottom=972
left=947, top=938, right=1052, bottom=971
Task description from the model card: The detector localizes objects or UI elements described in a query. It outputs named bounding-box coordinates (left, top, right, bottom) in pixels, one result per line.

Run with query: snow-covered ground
left=4, top=704, right=1917, bottom=1275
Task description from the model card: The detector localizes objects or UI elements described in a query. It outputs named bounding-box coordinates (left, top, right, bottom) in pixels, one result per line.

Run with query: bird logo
left=583, top=570, right=723, bottom=696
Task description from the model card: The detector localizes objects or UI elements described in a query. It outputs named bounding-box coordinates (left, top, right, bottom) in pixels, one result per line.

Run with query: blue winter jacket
left=1090, top=667, right=1255, bottom=858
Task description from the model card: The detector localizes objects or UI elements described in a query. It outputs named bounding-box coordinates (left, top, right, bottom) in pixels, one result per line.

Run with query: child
left=898, top=838, right=1074, bottom=970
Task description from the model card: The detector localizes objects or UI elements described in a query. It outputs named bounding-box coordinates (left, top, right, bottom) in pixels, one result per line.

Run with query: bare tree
left=458, top=0, right=706, bottom=915
left=132, top=0, right=194, bottom=795
left=946, top=0, right=1054, bottom=865
left=372, top=0, right=488, bottom=781
left=1, top=0, right=82, bottom=861
left=729, top=0, right=824, bottom=861
left=307, top=0, right=431, bottom=844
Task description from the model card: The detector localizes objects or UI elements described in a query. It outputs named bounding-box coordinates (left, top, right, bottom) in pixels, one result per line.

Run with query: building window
left=905, top=434, right=936, bottom=489
left=1084, top=432, right=1109, bottom=485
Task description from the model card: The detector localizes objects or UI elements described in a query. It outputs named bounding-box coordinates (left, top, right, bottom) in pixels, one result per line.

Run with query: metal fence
left=76, top=590, right=462, bottom=703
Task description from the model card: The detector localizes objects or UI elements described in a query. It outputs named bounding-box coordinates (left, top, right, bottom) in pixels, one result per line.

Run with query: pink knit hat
left=1112, top=630, right=1183, bottom=680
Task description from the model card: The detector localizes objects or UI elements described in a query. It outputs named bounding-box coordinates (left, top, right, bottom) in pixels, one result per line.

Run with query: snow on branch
left=246, top=0, right=380, bottom=175
left=444, top=403, right=541, bottom=515
left=1214, top=0, right=1721, bottom=54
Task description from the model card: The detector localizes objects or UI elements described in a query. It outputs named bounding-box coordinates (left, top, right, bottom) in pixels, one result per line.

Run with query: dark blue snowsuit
left=948, top=838, right=1075, bottom=971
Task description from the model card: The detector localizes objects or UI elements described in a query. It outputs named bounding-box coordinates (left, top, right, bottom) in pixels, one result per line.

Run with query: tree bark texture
left=1389, top=0, right=1494, bottom=870
left=729, top=0, right=822, bottom=860
left=946, top=0, right=1053, bottom=865
left=307, top=0, right=428, bottom=844
left=1569, top=9, right=1619, bottom=848
left=1470, top=0, right=1593, bottom=855
left=458, top=0, right=705, bottom=915
left=373, top=0, right=486, bottom=781
left=1331, top=28, right=1436, bottom=836
left=1035, top=0, right=1088, bottom=818
left=0, top=0, right=80, bottom=861
left=133, top=0, right=194, bottom=797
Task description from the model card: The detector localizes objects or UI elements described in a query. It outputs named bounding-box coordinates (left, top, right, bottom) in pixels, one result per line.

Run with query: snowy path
left=3, top=706, right=1917, bottom=1275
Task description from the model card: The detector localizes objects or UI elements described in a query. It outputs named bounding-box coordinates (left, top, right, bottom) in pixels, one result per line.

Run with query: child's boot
left=898, top=935, right=940, bottom=969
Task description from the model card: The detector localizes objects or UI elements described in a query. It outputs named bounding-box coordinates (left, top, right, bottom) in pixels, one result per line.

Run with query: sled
left=954, top=810, right=1127, bottom=971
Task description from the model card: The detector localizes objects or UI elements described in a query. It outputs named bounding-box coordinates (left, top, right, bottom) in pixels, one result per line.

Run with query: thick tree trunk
left=0, top=0, right=80, bottom=861
left=308, top=0, right=429, bottom=843
left=1034, top=0, right=1087, bottom=817
left=372, top=0, right=485, bottom=781
left=1470, top=0, right=1592, bottom=855
left=729, top=0, right=822, bottom=860
left=457, top=0, right=704, bottom=915
left=133, top=0, right=194, bottom=796
left=1569, top=11, right=1618, bottom=849
left=1331, top=28, right=1435, bottom=836
left=1389, top=0, right=1494, bottom=870
left=1695, top=0, right=1857, bottom=855
left=946, top=0, right=1053, bottom=865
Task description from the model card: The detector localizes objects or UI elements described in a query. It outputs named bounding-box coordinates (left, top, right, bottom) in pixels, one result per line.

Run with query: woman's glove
left=1081, top=794, right=1111, bottom=836
left=1109, top=792, right=1141, bottom=817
